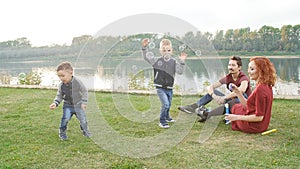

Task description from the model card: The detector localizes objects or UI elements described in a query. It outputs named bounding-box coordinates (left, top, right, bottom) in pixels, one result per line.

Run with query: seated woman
left=201, top=56, right=277, bottom=133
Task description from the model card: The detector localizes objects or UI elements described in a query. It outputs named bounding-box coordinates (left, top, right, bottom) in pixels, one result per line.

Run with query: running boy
left=49, top=61, right=91, bottom=140
left=142, top=38, right=187, bottom=128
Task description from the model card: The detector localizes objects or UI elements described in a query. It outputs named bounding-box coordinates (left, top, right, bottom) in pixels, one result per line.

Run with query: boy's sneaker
left=59, top=133, right=68, bottom=140
left=158, top=123, right=170, bottom=129
left=83, top=131, right=92, bottom=138
left=166, top=118, right=176, bottom=123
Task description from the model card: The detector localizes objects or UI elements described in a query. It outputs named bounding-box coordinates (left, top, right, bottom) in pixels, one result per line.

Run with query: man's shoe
left=178, top=103, right=198, bottom=114
left=196, top=106, right=208, bottom=122
left=198, top=118, right=206, bottom=123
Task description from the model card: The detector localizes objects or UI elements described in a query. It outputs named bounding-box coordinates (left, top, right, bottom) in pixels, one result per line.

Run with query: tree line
left=212, top=25, right=300, bottom=52
left=0, top=24, right=299, bottom=54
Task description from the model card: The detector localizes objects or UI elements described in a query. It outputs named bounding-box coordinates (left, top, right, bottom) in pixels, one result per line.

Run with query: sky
left=1, top=0, right=299, bottom=47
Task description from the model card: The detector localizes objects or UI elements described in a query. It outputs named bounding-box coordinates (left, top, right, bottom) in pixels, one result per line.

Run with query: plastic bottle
left=207, top=107, right=211, bottom=113
left=224, top=103, right=231, bottom=124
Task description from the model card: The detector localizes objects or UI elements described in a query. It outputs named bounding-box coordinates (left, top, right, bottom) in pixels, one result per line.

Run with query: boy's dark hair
left=230, top=56, right=242, bottom=67
left=57, top=61, right=73, bottom=72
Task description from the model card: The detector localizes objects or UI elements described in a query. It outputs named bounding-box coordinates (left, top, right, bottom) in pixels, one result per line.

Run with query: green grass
left=0, top=87, right=299, bottom=169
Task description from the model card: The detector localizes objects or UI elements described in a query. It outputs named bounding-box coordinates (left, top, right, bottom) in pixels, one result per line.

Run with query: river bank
left=1, top=84, right=299, bottom=100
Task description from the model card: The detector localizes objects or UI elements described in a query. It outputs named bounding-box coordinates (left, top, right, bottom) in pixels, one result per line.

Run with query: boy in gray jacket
left=49, top=61, right=91, bottom=140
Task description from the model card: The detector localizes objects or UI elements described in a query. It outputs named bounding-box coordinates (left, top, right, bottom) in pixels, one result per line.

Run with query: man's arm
left=208, top=81, right=222, bottom=95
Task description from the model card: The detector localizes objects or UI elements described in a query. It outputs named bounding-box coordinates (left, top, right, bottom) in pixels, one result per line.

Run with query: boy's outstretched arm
left=141, top=38, right=157, bottom=65
left=50, top=83, right=63, bottom=110
left=175, top=52, right=187, bottom=74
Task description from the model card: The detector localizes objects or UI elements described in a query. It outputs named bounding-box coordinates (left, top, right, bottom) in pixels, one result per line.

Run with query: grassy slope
left=0, top=87, right=299, bottom=169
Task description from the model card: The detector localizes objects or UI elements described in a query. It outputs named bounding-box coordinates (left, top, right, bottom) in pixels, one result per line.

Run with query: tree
left=71, top=35, right=93, bottom=46
left=224, top=29, right=234, bottom=50
left=281, top=25, right=296, bottom=51
left=258, top=25, right=279, bottom=51
left=248, top=31, right=263, bottom=51
left=0, top=37, right=31, bottom=49
left=213, top=30, right=224, bottom=50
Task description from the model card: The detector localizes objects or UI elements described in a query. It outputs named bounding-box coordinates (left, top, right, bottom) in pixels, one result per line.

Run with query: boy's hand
left=49, top=103, right=57, bottom=110
left=142, top=38, right=149, bottom=47
left=81, top=104, right=87, bottom=110
left=179, top=52, right=187, bottom=62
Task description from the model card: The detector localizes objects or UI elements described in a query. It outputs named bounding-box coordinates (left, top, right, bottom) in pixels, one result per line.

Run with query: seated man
left=178, top=56, right=252, bottom=121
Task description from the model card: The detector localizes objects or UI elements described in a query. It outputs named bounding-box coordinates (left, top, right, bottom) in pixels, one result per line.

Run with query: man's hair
left=159, top=39, right=172, bottom=49
left=230, top=56, right=242, bottom=67
left=56, top=61, right=73, bottom=72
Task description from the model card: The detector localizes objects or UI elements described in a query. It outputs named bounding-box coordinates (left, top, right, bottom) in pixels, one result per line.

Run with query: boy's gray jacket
left=142, top=47, right=185, bottom=89
left=54, top=76, right=88, bottom=107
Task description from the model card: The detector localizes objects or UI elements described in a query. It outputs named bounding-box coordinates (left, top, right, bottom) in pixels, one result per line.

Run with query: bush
left=0, top=72, right=11, bottom=85
left=18, top=72, right=41, bottom=85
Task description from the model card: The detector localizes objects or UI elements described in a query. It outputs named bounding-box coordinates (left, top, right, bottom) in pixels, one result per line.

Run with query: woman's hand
left=225, top=114, right=240, bottom=122
left=229, top=83, right=240, bottom=94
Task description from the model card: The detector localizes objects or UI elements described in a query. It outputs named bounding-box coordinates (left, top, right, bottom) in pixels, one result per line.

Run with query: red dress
left=231, top=84, right=273, bottom=133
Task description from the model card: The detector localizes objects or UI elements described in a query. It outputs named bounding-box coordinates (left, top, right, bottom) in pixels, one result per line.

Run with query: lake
left=0, top=56, right=299, bottom=98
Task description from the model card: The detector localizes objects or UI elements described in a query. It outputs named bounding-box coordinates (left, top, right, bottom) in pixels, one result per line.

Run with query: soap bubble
left=146, top=52, right=154, bottom=58
left=179, top=45, right=186, bottom=52
left=149, top=41, right=156, bottom=49
left=132, top=65, right=137, bottom=71
left=195, top=50, right=202, bottom=56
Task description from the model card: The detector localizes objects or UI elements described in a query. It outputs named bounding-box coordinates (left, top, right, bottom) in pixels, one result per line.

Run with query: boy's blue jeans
left=60, top=105, right=89, bottom=134
left=156, top=87, right=173, bottom=124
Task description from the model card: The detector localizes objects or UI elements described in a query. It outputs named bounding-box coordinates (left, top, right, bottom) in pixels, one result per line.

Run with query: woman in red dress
left=226, top=56, right=277, bottom=133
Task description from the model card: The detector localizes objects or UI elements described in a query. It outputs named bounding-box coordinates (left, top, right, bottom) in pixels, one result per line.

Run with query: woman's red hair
left=250, top=56, right=277, bottom=86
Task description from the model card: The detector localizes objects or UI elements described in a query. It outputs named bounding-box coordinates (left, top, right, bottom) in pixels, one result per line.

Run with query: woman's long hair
left=250, top=56, right=277, bottom=86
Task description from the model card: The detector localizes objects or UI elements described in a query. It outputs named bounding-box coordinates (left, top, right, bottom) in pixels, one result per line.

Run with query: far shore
left=110, top=55, right=300, bottom=60
left=185, top=55, right=300, bottom=60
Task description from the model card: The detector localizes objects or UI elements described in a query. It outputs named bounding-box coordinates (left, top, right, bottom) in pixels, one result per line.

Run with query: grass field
left=0, top=87, right=299, bottom=169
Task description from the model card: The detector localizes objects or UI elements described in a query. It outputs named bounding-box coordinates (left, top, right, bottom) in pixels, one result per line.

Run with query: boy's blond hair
left=159, top=39, right=172, bottom=49
left=56, top=61, right=73, bottom=72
